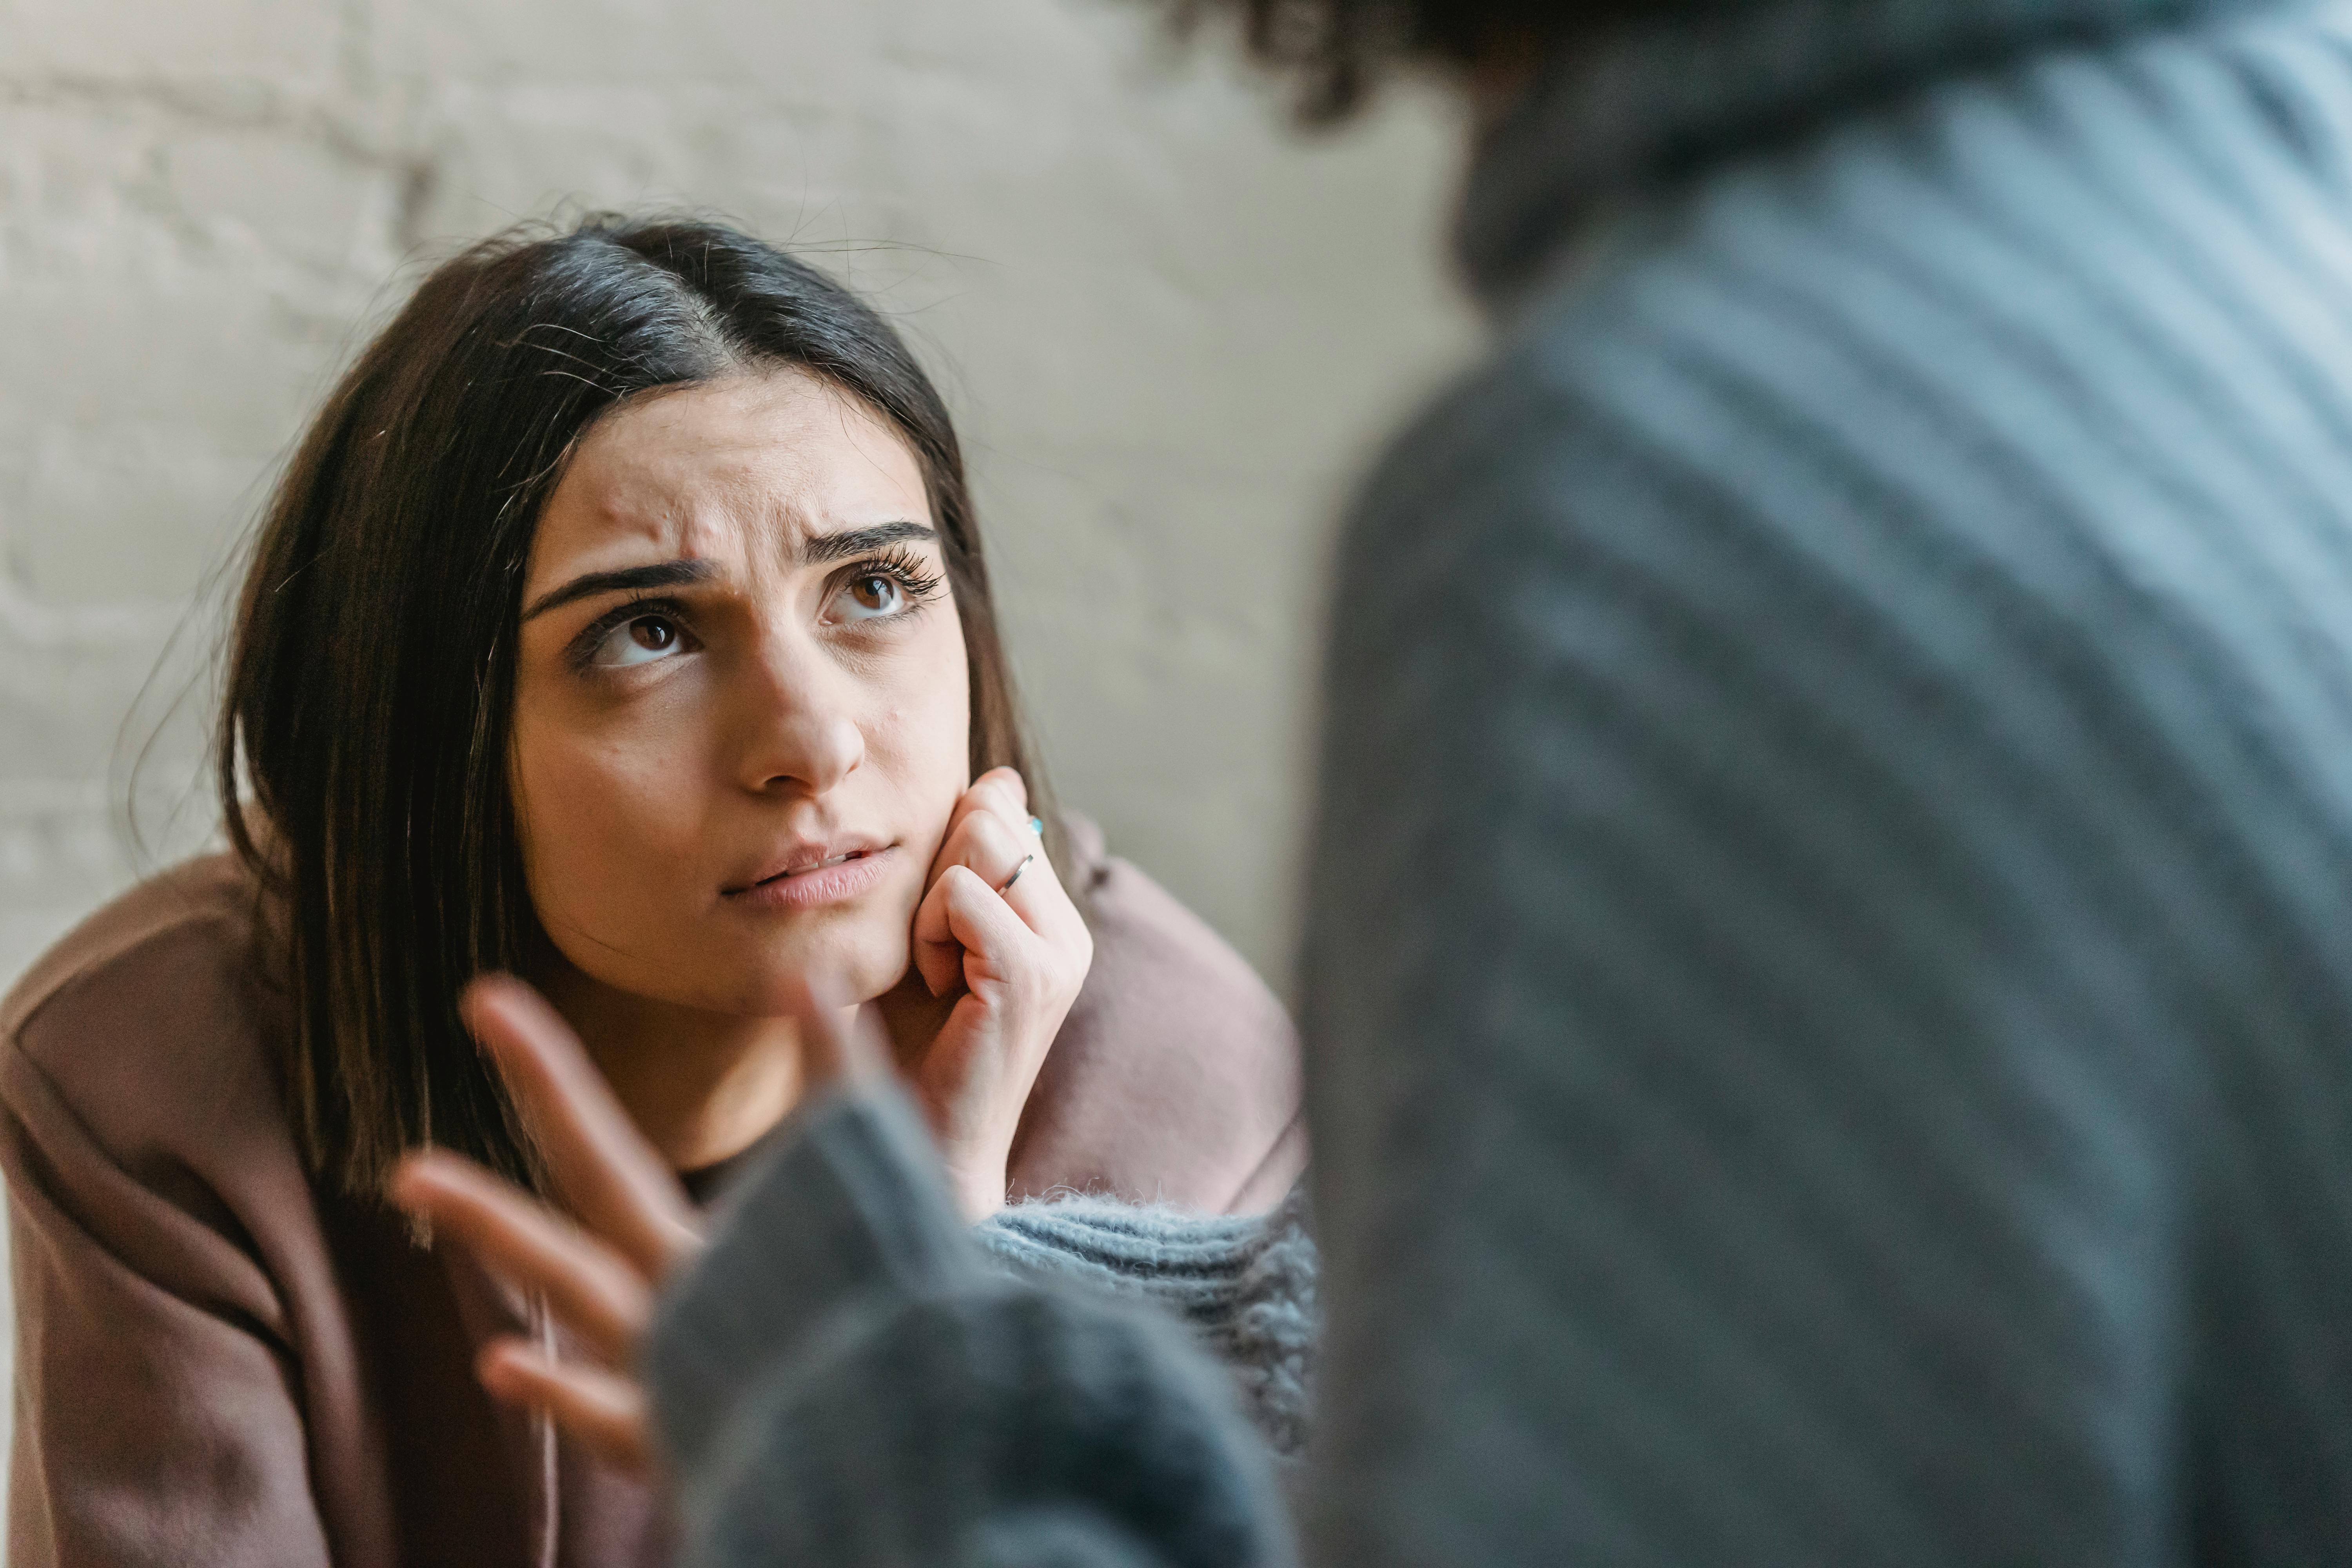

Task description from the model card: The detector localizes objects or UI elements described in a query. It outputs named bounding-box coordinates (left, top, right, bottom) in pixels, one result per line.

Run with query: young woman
left=0, top=217, right=1304, bottom=1568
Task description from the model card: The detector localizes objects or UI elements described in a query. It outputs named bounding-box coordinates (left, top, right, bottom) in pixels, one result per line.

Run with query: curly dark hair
left=1164, top=0, right=1659, bottom=121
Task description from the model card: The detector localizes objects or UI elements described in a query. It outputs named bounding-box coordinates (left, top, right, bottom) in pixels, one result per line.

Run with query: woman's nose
left=735, top=643, right=866, bottom=797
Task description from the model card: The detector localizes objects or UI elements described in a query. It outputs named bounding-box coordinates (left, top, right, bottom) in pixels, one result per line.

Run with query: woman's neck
left=534, top=962, right=962, bottom=1174
left=535, top=965, right=805, bottom=1172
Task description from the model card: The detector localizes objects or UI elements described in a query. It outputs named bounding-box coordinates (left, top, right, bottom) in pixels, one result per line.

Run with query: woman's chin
left=728, top=930, right=911, bottom=1016
left=548, top=907, right=914, bottom=1019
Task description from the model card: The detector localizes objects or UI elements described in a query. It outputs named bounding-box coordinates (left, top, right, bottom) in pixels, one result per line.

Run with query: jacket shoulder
left=2, top=852, right=265, bottom=1041
left=0, top=853, right=293, bottom=1187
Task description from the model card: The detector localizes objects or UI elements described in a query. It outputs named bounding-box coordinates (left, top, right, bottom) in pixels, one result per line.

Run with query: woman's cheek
left=870, top=703, right=968, bottom=874
left=516, top=726, right=699, bottom=944
left=914, top=621, right=976, bottom=820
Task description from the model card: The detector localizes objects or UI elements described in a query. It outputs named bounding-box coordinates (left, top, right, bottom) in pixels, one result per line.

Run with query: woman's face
left=511, top=369, right=971, bottom=1016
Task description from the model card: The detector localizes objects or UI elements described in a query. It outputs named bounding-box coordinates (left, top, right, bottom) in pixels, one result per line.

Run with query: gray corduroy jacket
left=648, top=1, right=2352, bottom=1562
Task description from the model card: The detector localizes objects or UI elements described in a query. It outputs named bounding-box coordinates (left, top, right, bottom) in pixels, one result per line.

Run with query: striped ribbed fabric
left=1301, top=2, right=2352, bottom=1564
left=978, top=1183, right=1318, bottom=1457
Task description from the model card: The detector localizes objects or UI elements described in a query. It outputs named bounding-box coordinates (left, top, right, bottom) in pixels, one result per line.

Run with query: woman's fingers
left=913, top=798, right=1089, bottom=995
left=933, top=767, right=1029, bottom=863
left=913, top=807, right=1034, bottom=992
left=931, top=864, right=1042, bottom=988
left=477, top=1338, right=652, bottom=1475
left=911, top=866, right=1088, bottom=1220
left=991, top=828, right=1089, bottom=951
left=390, top=1150, right=650, bottom=1367
left=461, top=976, right=702, bottom=1282
left=941, top=790, right=1035, bottom=889
left=897, top=766, right=1093, bottom=1218
left=922, top=770, right=1034, bottom=894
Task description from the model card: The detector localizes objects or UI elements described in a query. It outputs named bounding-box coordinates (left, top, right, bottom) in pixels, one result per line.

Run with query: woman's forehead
left=531, top=371, right=929, bottom=580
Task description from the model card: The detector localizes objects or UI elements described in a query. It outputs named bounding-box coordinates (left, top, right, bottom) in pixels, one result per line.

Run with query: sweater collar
left=1456, top=0, right=2283, bottom=312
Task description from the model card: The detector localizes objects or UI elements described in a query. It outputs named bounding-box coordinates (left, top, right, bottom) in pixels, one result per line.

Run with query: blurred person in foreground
left=398, top=0, right=2352, bottom=1562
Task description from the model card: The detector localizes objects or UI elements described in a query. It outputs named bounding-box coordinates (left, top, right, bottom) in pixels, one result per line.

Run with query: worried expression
left=510, top=368, right=972, bottom=1017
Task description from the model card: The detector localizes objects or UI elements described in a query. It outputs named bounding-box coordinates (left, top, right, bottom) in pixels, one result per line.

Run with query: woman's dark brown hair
left=220, top=214, right=1055, bottom=1200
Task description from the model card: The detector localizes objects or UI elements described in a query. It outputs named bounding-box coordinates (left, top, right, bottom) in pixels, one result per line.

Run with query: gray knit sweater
left=976, top=1184, right=1318, bottom=1460
left=651, top=0, right=2352, bottom=1561
left=646, top=1087, right=1303, bottom=1568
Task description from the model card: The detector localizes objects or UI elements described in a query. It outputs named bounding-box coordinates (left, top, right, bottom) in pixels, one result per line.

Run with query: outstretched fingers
left=460, top=975, right=701, bottom=1282
left=390, top=1150, right=650, bottom=1367
left=477, top=1338, right=652, bottom=1475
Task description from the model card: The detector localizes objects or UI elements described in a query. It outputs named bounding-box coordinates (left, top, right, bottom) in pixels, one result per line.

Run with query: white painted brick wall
left=0, top=0, right=1474, bottom=1494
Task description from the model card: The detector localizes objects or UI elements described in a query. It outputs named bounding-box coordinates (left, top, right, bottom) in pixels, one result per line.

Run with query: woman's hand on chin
left=908, top=767, right=1096, bottom=1221
left=387, top=973, right=886, bottom=1475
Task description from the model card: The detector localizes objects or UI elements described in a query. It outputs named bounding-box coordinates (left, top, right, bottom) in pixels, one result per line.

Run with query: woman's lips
left=724, top=845, right=896, bottom=911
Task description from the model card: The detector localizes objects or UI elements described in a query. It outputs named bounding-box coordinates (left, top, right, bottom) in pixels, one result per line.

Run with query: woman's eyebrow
left=522, top=559, right=719, bottom=621
left=799, top=520, right=936, bottom=565
left=520, top=524, right=933, bottom=620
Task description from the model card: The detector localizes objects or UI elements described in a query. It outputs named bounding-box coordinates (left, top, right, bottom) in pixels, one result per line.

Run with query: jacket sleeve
left=1, top=1038, right=336, bottom=1568
left=644, top=1085, right=1296, bottom=1568
left=1009, top=821, right=1306, bottom=1218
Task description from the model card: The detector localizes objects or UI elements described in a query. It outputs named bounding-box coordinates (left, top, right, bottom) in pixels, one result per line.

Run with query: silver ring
left=996, top=853, right=1034, bottom=895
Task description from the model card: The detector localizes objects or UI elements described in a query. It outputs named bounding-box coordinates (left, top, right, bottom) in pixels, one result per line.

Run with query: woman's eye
left=836, top=573, right=906, bottom=622
left=591, top=613, right=689, bottom=668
